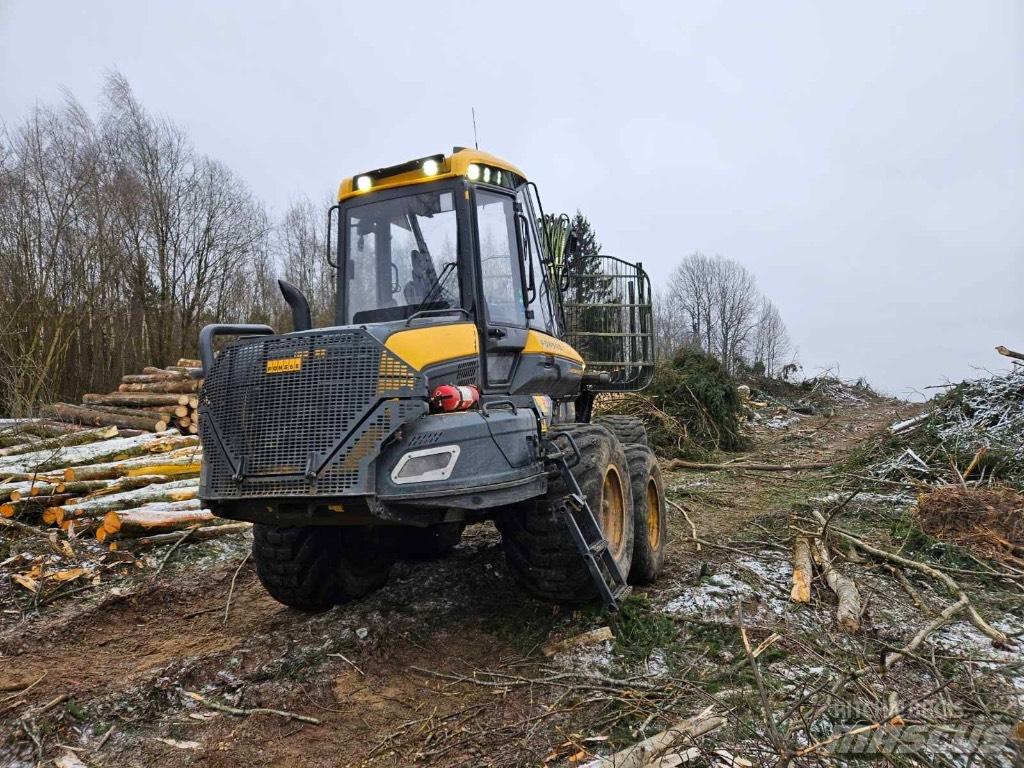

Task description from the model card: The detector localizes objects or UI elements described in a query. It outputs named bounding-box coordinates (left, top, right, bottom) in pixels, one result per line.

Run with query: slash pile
left=881, top=363, right=1024, bottom=486
left=41, top=358, right=204, bottom=435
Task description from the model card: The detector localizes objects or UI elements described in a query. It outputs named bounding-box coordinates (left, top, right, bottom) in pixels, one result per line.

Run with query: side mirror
left=515, top=212, right=536, bottom=307
left=565, top=231, right=580, bottom=259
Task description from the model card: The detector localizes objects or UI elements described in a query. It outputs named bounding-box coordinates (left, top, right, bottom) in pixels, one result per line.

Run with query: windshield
left=345, top=190, right=459, bottom=324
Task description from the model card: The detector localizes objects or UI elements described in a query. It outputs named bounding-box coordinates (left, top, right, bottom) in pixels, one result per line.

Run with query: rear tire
left=497, top=424, right=634, bottom=603
left=252, top=524, right=394, bottom=611
left=624, top=444, right=667, bottom=584
left=385, top=522, right=465, bottom=560
left=594, top=415, right=648, bottom=447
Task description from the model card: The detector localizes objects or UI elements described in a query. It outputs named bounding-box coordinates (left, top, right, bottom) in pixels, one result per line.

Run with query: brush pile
left=914, top=485, right=1024, bottom=564
left=598, top=348, right=745, bottom=458
left=40, top=359, right=204, bottom=435
left=882, top=363, right=1024, bottom=486
left=0, top=420, right=245, bottom=559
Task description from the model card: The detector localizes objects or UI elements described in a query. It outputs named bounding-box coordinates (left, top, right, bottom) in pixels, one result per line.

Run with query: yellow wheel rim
left=646, top=478, right=662, bottom=550
left=600, top=465, right=626, bottom=558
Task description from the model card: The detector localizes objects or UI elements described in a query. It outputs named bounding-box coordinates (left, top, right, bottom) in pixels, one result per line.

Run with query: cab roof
left=337, top=148, right=527, bottom=202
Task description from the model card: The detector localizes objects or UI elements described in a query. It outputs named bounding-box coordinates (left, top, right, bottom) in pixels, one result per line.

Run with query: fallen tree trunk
left=43, top=403, right=166, bottom=433
left=665, top=459, right=830, bottom=472
left=812, top=539, right=861, bottom=632
left=113, top=521, right=250, bottom=550
left=581, top=706, right=725, bottom=768
left=810, top=509, right=1008, bottom=645
left=889, top=412, right=931, bottom=435
left=117, top=379, right=202, bottom=394
left=101, top=505, right=214, bottom=540
left=83, top=392, right=191, bottom=408
left=791, top=536, right=813, bottom=603
left=0, top=426, right=120, bottom=459
left=995, top=345, right=1024, bottom=362
left=883, top=596, right=969, bottom=672
left=64, top=448, right=201, bottom=482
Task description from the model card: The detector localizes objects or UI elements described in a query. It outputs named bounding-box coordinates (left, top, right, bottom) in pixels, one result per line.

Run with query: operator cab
left=334, top=149, right=561, bottom=391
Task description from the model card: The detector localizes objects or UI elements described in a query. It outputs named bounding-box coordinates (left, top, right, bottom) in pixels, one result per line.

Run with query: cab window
left=345, top=190, right=459, bottom=324
left=518, top=188, right=558, bottom=334
left=475, top=190, right=525, bottom=327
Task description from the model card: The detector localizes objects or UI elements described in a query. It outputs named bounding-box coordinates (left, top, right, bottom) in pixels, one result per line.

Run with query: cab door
left=473, top=188, right=528, bottom=391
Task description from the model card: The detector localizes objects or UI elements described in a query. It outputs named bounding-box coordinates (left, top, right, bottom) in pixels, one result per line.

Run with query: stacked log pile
left=0, top=420, right=247, bottom=553
left=42, top=358, right=204, bottom=435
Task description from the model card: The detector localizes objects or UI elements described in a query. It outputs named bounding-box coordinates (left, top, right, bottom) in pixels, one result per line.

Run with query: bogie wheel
left=623, top=444, right=667, bottom=584
left=385, top=522, right=466, bottom=560
left=497, top=424, right=634, bottom=603
left=594, top=415, right=648, bottom=447
left=252, top=524, right=394, bottom=611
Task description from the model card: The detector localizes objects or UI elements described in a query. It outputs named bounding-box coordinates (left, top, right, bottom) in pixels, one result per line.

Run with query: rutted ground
left=2, top=392, right=1021, bottom=767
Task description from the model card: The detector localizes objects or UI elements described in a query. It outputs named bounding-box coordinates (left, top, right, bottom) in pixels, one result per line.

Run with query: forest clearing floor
left=2, top=391, right=1021, bottom=767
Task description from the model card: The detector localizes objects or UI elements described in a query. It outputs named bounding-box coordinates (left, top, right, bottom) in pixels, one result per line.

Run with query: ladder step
left=612, top=584, right=632, bottom=602
left=588, top=539, right=608, bottom=555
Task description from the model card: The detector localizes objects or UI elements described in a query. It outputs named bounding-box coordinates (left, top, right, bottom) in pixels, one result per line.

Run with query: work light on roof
left=467, top=163, right=481, bottom=181
left=422, top=158, right=440, bottom=176
left=356, top=175, right=372, bottom=191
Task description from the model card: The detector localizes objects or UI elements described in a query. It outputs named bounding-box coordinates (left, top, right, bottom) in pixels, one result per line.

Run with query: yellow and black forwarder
left=197, top=148, right=665, bottom=611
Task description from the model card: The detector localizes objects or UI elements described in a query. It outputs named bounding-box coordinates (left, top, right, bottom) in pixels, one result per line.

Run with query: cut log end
left=791, top=536, right=813, bottom=603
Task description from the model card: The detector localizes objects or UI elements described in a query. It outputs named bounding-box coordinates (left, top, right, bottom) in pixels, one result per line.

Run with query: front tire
left=252, top=524, right=394, bottom=611
left=498, top=424, right=634, bottom=603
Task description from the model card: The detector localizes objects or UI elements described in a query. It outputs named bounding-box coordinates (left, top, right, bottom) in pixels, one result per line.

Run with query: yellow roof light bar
left=338, top=148, right=527, bottom=202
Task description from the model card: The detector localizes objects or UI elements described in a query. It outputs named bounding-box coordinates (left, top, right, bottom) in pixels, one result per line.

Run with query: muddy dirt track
left=3, top=394, right=1020, bottom=767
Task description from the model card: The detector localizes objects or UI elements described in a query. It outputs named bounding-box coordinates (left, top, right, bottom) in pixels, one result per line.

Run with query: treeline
left=0, top=74, right=792, bottom=416
left=654, top=253, right=793, bottom=377
left=0, top=74, right=333, bottom=415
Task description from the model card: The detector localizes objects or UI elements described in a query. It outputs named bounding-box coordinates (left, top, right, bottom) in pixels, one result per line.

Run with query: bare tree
left=0, top=73, right=280, bottom=415
left=275, top=198, right=334, bottom=328
left=662, top=253, right=793, bottom=375
left=751, top=298, right=791, bottom=377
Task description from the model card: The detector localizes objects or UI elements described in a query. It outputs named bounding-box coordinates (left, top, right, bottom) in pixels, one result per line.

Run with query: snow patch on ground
left=663, top=552, right=790, bottom=620
left=763, top=414, right=803, bottom=429
left=813, top=491, right=914, bottom=506
left=550, top=639, right=615, bottom=674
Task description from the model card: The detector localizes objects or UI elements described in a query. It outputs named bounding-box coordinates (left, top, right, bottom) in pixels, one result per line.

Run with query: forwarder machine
left=197, top=149, right=664, bottom=611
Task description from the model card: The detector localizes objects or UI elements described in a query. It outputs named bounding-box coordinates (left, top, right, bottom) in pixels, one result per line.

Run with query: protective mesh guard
left=200, top=330, right=423, bottom=498
left=559, top=254, right=655, bottom=391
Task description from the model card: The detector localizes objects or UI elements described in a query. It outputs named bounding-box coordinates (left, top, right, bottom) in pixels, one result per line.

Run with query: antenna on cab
left=472, top=107, right=479, bottom=150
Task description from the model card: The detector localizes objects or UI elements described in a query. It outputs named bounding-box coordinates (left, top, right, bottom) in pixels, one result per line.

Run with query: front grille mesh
left=201, top=330, right=422, bottom=497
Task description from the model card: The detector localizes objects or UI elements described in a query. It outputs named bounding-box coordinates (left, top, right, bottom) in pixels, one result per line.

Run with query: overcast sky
left=1, top=1, right=1021, bottom=397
